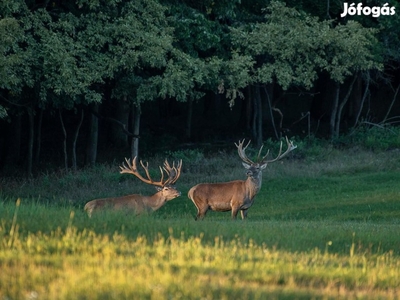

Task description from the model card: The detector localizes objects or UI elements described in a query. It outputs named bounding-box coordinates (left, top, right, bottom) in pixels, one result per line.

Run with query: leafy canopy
left=228, top=1, right=382, bottom=94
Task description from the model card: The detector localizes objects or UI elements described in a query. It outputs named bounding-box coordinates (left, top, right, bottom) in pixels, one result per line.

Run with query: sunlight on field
left=1, top=223, right=399, bottom=300
left=1, top=148, right=400, bottom=299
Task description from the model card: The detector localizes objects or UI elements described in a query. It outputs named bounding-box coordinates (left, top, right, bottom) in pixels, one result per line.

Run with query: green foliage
left=0, top=0, right=398, bottom=172
left=228, top=1, right=382, bottom=93
left=1, top=152, right=400, bottom=300
left=167, top=4, right=223, bottom=57
left=1, top=142, right=400, bottom=297
left=108, top=0, right=217, bottom=103
left=218, top=52, right=253, bottom=105
left=1, top=217, right=398, bottom=299
left=142, top=50, right=208, bottom=102
left=165, top=148, right=204, bottom=163
left=0, top=106, right=7, bottom=118
left=322, top=21, right=382, bottom=82
left=8, top=0, right=381, bottom=113
left=377, top=1, right=400, bottom=64
left=339, top=125, right=400, bottom=151
left=1, top=0, right=200, bottom=110
left=0, top=11, right=33, bottom=93
left=262, top=136, right=330, bottom=160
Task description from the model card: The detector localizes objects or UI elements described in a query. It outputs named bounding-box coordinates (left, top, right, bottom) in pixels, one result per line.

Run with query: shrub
left=341, top=124, right=400, bottom=151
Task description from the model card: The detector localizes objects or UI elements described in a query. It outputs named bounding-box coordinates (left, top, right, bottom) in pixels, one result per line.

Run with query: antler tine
left=171, top=159, right=182, bottom=184
left=119, top=157, right=137, bottom=174
left=162, top=159, right=182, bottom=185
left=163, top=159, right=172, bottom=173
left=260, top=148, right=270, bottom=162
left=235, top=139, right=254, bottom=165
left=139, top=160, right=154, bottom=183
left=257, top=144, right=271, bottom=162
left=261, top=136, right=297, bottom=164
left=119, top=157, right=128, bottom=172
left=162, top=160, right=173, bottom=186
left=159, top=165, right=165, bottom=185
left=119, top=156, right=165, bottom=187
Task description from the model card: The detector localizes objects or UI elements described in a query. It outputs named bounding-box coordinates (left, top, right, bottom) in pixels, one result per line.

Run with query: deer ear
left=155, top=187, right=163, bottom=192
left=260, top=163, right=267, bottom=170
left=242, top=162, right=251, bottom=169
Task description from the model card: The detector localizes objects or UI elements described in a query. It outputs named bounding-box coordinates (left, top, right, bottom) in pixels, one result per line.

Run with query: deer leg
left=231, top=207, right=240, bottom=220
left=195, top=205, right=208, bottom=220
left=240, top=209, right=248, bottom=220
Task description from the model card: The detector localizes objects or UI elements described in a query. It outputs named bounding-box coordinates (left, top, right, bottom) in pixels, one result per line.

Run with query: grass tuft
left=1, top=144, right=400, bottom=298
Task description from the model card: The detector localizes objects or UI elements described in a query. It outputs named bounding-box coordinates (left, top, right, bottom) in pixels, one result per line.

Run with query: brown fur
left=188, top=138, right=295, bottom=220
left=84, top=187, right=181, bottom=217
left=188, top=164, right=265, bottom=220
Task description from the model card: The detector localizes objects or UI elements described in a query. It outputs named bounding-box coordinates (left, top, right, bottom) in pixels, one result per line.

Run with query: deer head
left=120, top=157, right=182, bottom=198
left=84, top=157, right=183, bottom=217
left=187, top=137, right=297, bottom=220
left=235, top=136, right=297, bottom=181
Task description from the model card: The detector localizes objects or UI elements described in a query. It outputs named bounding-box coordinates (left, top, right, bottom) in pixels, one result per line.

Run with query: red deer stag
left=84, top=157, right=182, bottom=217
left=188, top=137, right=296, bottom=220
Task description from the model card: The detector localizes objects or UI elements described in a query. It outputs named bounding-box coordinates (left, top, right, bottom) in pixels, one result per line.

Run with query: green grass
left=0, top=147, right=400, bottom=299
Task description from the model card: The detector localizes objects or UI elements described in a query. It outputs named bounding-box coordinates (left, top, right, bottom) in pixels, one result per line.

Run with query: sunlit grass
left=0, top=220, right=399, bottom=300
left=1, top=147, right=400, bottom=299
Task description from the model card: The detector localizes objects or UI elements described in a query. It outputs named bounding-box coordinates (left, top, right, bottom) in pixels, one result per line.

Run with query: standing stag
left=188, top=137, right=296, bottom=220
left=84, top=157, right=182, bottom=217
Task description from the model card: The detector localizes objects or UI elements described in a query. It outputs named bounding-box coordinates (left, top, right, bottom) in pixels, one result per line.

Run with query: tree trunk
left=264, top=85, right=279, bottom=139
left=35, top=108, right=43, bottom=165
left=262, top=83, right=274, bottom=122
left=130, top=103, right=140, bottom=159
left=310, top=72, right=331, bottom=123
left=85, top=104, right=98, bottom=166
left=335, top=74, right=357, bottom=135
left=110, top=97, right=129, bottom=147
left=186, top=97, right=193, bottom=140
left=330, top=83, right=340, bottom=139
left=27, top=107, right=35, bottom=175
left=272, top=106, right=283, bottom=139
left=245, top=86, right=252, bottom=131
left=72, top=109, right=84, bottom=171
left=250, top=87, right=256, bottom=141
left=326, top=0, right=331, bottom=19
left=352, top=72, right=370, bottom=128
left=382, top=81, right=399, bottom=123
left=253, top=85, right=263, bottom=148
left=59, top=109, right=68, bottom=171
left=9, top=113, right=22, bottom=165
left=349, top=74, right=362, bottom=123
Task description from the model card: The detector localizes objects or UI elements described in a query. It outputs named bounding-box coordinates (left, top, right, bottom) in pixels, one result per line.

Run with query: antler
left=120, top=157, right=182, bottom=187
left=235, top=139, right=258, bottom=165
left=162, top=159, right=182, bottom=185
left=262, top=136, right=297, bottom=164
left=235, top=136, right=297, bottom=165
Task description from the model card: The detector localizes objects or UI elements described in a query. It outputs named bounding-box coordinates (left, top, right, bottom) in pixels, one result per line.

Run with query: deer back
left=85, top=157, right=182, bottom=217
left=85, top=186, right=181, bottom=217
left=188, top=138, right=296, bottom=220
left=84, top=194, right=149, bottom=217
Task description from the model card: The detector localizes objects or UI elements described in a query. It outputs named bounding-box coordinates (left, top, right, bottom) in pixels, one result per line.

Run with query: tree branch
left=87, top=107, right=140, bottom=138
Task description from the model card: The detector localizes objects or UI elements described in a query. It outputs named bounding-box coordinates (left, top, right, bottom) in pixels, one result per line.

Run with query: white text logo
left=340, top=2, right=395, bottom=18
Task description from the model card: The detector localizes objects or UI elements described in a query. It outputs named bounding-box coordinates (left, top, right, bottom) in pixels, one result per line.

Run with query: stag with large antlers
left=84, top=157, right=182, bottom=217
left=188, top=137, right=296, bottom=220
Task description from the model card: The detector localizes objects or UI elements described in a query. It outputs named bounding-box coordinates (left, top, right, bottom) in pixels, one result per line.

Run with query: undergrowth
left=0, top=134, right=400, bottom=299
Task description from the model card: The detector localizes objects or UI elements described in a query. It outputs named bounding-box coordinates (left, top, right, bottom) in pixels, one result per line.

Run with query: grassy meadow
left=1, top=141, right=400, bottom=299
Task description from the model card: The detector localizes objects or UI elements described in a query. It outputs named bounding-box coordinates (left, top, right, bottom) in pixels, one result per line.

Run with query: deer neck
left=245, top=173, right=262, bottom=199
left=144, top=191, right=167, bottom=211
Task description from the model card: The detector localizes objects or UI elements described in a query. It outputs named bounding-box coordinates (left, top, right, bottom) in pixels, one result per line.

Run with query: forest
left=1, top=0, right=400, bottom=175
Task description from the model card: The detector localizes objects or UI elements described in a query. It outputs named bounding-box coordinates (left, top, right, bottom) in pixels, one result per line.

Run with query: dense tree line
left=1, top=0, right=399, bottom=174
